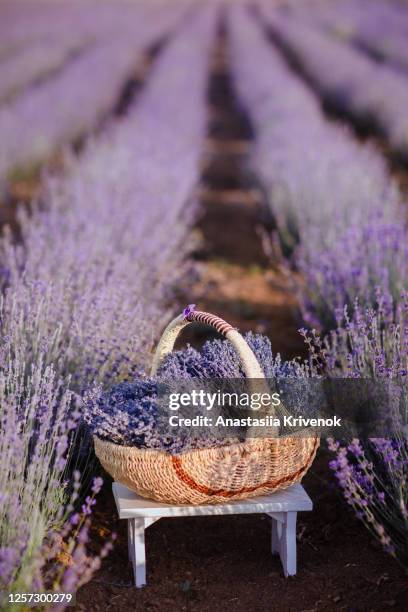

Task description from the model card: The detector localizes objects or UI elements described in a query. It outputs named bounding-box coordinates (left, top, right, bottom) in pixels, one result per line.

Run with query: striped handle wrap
left=150, top=305, right=279, bottom=434
left=150, top=306, right=265, bottom=382
left=186, top=310, right=235, bottom=336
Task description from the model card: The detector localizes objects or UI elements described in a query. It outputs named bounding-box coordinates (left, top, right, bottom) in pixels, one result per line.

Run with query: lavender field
left=0, top=1, right=407, bottom=610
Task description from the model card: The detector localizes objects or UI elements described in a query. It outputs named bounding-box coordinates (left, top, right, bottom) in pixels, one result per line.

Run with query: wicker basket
left=94, top=309, right=319, bottom=505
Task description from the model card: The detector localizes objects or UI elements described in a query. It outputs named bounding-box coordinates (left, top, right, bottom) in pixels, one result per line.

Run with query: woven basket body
left=94, top=435, right=319, bottom=505
left=94, top=309, right=320, bottom=505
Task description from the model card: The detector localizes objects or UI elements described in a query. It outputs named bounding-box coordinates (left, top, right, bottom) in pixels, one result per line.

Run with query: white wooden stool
left=112, top=482, right=313, bottom=587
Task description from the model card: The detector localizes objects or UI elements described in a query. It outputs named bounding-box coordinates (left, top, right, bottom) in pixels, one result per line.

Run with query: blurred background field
left=0, top=1, right=407, bottom=610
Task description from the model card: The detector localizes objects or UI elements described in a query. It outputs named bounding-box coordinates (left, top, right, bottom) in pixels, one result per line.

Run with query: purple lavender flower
left=0, top=358, right=89, bottom=591
left=297, top=216, right=408, bottom=329
left=182, top=304, right=196, bottom=319
left=0, top=547, right=19, bottom=590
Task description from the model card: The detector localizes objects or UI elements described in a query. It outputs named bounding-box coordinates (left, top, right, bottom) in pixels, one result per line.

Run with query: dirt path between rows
left=76, top=27, right=408, bottom=612
left=176, top=32, right=304, bottom=360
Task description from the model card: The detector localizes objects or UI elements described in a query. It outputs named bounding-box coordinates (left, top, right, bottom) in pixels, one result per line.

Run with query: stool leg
left=271, top=518, right=281, bottom=555
left=127, top=519, right=134, bottom=562
left=130, top=518, right=147, bottom=587
left=280, top=511, right=297, bottom=577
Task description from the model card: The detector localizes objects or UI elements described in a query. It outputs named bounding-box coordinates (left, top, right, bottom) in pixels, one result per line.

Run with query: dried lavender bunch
left=158, top=331, right=305, bottom=379
left=85, top=332, right=308, bottom=453
left=84, top=379, right=228, bottom=455
left=302, top=295, right=408, bottom=567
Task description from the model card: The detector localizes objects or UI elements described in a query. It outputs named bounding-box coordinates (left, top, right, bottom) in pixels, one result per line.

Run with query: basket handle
left=151, top=305, right=280, bottom=437
left=150, top=305, right=265, bottom=378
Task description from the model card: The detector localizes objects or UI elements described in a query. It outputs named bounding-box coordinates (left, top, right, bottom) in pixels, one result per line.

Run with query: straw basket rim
left=93, top=433, right=319, bottom=459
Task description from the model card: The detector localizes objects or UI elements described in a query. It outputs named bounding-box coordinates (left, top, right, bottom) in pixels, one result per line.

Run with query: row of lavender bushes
left=290, top=0, right=408, bottom=75
left=0, top=1, right=141, bottom=104
left=0, top=7, right=215, bottom=598
left=0, top=0, right=148, bottom=58
left=229, top=6, right=407, bottom=568
left=0, top=36, right=90, bottom=105
left=260, top=3, right=408, bottom=161
left=0, top=2, right=189, bottom=192
left=228, top=7, right=405, bottom=329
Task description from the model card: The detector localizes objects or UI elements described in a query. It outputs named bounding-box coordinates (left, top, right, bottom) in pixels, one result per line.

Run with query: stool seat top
left=112, top=482, right=313, bottom=519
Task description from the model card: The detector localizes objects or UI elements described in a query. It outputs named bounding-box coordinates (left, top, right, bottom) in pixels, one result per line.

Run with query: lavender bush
left=290, top=0, right=408, bottom=75
left=329, top=437, right=407, bottom=569
left=0, top=1, right=151, bottom=61
left=301, top=296, right=408, bottom=567
left=230, top=8, right=404, bottom=292
left=0, top=4, right=188, bottom=189
left=0, top=2, right=85, bottom=58
left=262, top=7, right=408, bottom=159
left=0, top=357, right=112, bottom=596
left=297, top=215, right=408, bottom=328
left=0, top=36, right=91, bottom=105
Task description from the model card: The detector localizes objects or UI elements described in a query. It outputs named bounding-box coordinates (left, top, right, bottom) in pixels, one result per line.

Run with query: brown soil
left=76, top=26, right=408, bottom=612
left=175, top=33, right=305, bottom=360
left=181, top=259, right=304, bottom=360
left=76, top=450, right=408, bottom=612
